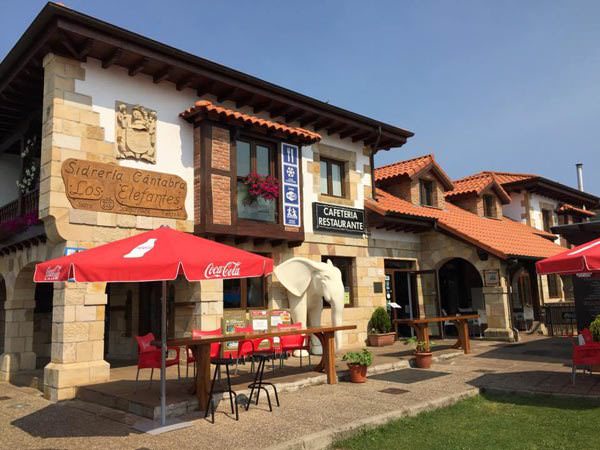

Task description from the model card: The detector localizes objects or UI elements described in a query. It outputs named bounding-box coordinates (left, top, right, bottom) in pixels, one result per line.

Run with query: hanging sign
left=281, top=143, right=301, bottom=227
left=312, top=202, right=365, bottom=235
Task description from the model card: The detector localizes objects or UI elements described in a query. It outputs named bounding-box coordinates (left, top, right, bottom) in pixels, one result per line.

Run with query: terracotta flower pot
left=347, top=363, right=368, bottom=383
left=414, top=352, right=433, bottom=369
left=367, top=332, right=396, bottom=347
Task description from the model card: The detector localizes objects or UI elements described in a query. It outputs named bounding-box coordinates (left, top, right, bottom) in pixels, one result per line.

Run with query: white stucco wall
left=75, top=58, right=195, bottom=218
left=0, top=153, right=21, bottom=205
left=502, top=191, right=524, bottom=222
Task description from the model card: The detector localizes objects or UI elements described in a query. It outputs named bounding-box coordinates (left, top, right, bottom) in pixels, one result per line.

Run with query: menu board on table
left=281, top=143, right=301, bottom=227
left=222, top=310, right=247, bottom=351
left=250, top=310, right=269, bottom=331
left=268, top=309, right=292, bottom=330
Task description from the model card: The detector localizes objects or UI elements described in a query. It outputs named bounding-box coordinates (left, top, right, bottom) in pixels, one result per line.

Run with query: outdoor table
left=394, top=314, right=479, bottom=354
left=167, top=324, right=356, bottom=410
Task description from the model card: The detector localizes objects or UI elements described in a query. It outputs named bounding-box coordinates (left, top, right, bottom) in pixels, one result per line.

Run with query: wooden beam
left=128, top=57, right=149, bottom=76
left=153, top=65, right=171, bottom=84
left=326, top=124, right=347, bottom=136
left=253, top=100, right=272, bottom=114
left=284, top=109, right=304, bottom=123
left=217, top=87, right=236, bottom=103
left=340, top=127, right=360, bottom=140
left=102, top=48, right=122, bottom=69
left=59, top=32, right=81, bottom=60
left=235, top=93, right=254, bottom=108
left=196, top=80, right=214, bottom=97
left=313, top=119, right=334, bottom=131
left=78, top=38, right=94, bottom=60
left=300, top=114, right=319, bottom=127
left=352, top=131, right=371, bottom=142
left=176, top=75, right=193, bottom=91
left=269, top=104, right=291, bottom=118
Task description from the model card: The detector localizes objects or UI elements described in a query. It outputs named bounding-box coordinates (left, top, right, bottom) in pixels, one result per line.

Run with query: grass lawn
left=332, top=392, right=600, bottom=450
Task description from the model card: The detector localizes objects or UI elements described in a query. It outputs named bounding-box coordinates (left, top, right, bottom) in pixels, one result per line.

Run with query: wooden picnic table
left=394, top=314, right=479, bottom=355
left=168, top=324, right=356, bottom=409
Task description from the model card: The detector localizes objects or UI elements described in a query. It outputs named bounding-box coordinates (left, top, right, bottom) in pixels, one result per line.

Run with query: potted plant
left=241, top=172, right=280, bottom=205
left=405, top=337, right=434, bottom=369
left=367, top=307, right=395, bottom=347
left=342, top=348, right=373, bottom=383
left=590, top=315, right=600, bottom=341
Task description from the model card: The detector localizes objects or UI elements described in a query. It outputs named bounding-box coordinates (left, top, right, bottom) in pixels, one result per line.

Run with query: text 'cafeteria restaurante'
left=0, top=3, right=584, bottom=403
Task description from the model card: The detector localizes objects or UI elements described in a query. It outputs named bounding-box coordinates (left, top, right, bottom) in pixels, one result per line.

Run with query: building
left=366, top=155, right=597, bottom=341
left=0, top=3, right=413, bottom=400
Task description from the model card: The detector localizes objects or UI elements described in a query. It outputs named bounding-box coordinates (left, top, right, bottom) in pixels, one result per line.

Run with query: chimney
left=576, top=163, right=584, bottom=192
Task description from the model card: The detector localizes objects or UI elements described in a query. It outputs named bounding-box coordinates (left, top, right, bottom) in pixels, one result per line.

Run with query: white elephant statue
left=274, top=257, right=345, bottom=354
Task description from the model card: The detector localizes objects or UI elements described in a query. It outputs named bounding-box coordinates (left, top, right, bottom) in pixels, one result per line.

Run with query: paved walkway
left=0, top=336, right=591, bottom=450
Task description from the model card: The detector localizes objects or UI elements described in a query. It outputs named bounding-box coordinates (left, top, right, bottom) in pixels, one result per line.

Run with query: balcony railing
left=0, top=189, right=40, bottom=240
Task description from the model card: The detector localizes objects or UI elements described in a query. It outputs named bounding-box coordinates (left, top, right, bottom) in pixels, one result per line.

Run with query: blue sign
left=282, top=164, right=298, bottom=185
left=281, top=143, right=301, bottom=227
left=284, top=206, right=300, bottom=227
left=283, top=185, right=299, bottom=205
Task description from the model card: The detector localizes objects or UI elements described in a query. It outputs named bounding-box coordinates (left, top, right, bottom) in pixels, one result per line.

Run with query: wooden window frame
left=419, top=179, right=434, bottom=207
left=483, top=194, right=495, bottom=218
left=234, top=136, right=278, bottom=224
left=223, top=277, right=268, bottom=310
left=321, top=255, right=355, bottom=308
left=547, top=273, right=561, bottom=299
left=320, top=157, right=346, bottom=198
left=541, top=208, right=553, bottom=232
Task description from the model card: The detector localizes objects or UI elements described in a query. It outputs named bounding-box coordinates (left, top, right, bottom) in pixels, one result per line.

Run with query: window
left=547, top=274, right=561, bottom=298
left=320, top=158, right=345, bottom=197
left=483, top=194, right=496, bottom=218
left=236, top=138, right=277, bottom=222
left=541, top=209, right=553, bottom=232
left=419, top=179, right=434, bottom=206
left=321, top=256, right=354, bottom=307
left=223, top=277, right=267, bottom=309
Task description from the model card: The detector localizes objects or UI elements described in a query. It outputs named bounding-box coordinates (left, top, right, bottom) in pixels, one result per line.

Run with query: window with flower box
left=235, top=138, right=278, bottom=223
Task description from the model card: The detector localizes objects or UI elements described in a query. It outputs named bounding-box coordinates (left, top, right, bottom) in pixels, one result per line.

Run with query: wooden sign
left=61, top=158, right=187, bottom=219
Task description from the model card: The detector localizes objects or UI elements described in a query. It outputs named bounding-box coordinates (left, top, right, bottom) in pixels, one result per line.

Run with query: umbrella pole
left=160, top=280, right=167, bottom=426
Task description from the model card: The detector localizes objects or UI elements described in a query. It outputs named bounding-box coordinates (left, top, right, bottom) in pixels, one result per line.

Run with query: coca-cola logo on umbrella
left=204, top=261, right=241, bottom=279
left=45, top=265, right=62, bottom=281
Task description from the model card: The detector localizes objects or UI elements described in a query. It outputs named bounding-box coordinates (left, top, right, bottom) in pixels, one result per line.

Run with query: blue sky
left=2, top=1, right=599, bottom=193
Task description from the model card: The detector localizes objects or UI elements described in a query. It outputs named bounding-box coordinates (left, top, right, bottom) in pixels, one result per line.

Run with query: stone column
left=198, top=280, right=223, bottom=330
left=44, top=282, right=109, bottom=401
left=483, top=285, right=514, bottom=341
left=0, top=267, right=36, bottom=380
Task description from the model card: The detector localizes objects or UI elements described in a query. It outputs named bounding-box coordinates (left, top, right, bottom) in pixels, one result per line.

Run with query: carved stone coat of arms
left=115, top=102, right=157, bottom=163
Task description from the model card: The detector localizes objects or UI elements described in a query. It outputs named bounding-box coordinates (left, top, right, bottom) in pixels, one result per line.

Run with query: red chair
left=186, top=328, right=222, bottom=378
left=135, top=333, right=180, bottom=389
left=572, top=334, right=600, bottom=384
left=232, top=325, right=257, bottom=374
left=277, top=322, right=311, bottom=368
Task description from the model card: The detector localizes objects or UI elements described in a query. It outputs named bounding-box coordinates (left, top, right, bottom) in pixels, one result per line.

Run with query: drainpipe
left=370, top=126, right=382, bottom=200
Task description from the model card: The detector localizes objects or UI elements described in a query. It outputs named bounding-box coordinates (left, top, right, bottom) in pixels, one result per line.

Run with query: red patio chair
left=186, top=328, right=222, bottom=378
left=135, top=333, right=180, bottom=390
left=231, top=325, right=256, bottom=374
left=572, top=336, right=600, bottom=384
left=277, top=322, right=311, bottom=368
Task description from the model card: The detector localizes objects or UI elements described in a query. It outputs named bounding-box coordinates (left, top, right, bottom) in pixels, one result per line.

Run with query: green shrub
left=404, top=336, right=434, bottom=353
left=590, top=315, right=600, bottom=341
left=368, top=306, right=392, bottom=334
left=342, top=348, right=373, bottom=367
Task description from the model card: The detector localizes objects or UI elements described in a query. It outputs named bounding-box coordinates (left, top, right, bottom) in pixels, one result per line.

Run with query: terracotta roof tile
left=375, top=154, right=454, bottom=190
left=368, top=189, right=563, bottom=259
left=180, top=100, right=322, bottom=144
left=557, top=203, right=596, bottom=218
left=446, top=172, right=511, bottom=203
left=474, top=171, right=536, bottom=185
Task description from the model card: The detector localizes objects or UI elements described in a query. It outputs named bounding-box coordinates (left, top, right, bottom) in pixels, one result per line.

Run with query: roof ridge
left=374, top=153, right=433, bottom=171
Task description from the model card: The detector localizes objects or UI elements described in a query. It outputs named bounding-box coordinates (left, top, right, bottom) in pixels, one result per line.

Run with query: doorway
left=138, top=281, right=175, bottom=340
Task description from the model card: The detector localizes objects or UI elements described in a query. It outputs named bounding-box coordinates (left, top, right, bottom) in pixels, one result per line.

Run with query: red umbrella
left=536, top=237, right=600, bottom=275
left=34, top=226, right=273, bottom=426
left=35, top=225, right=273, bottom=282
